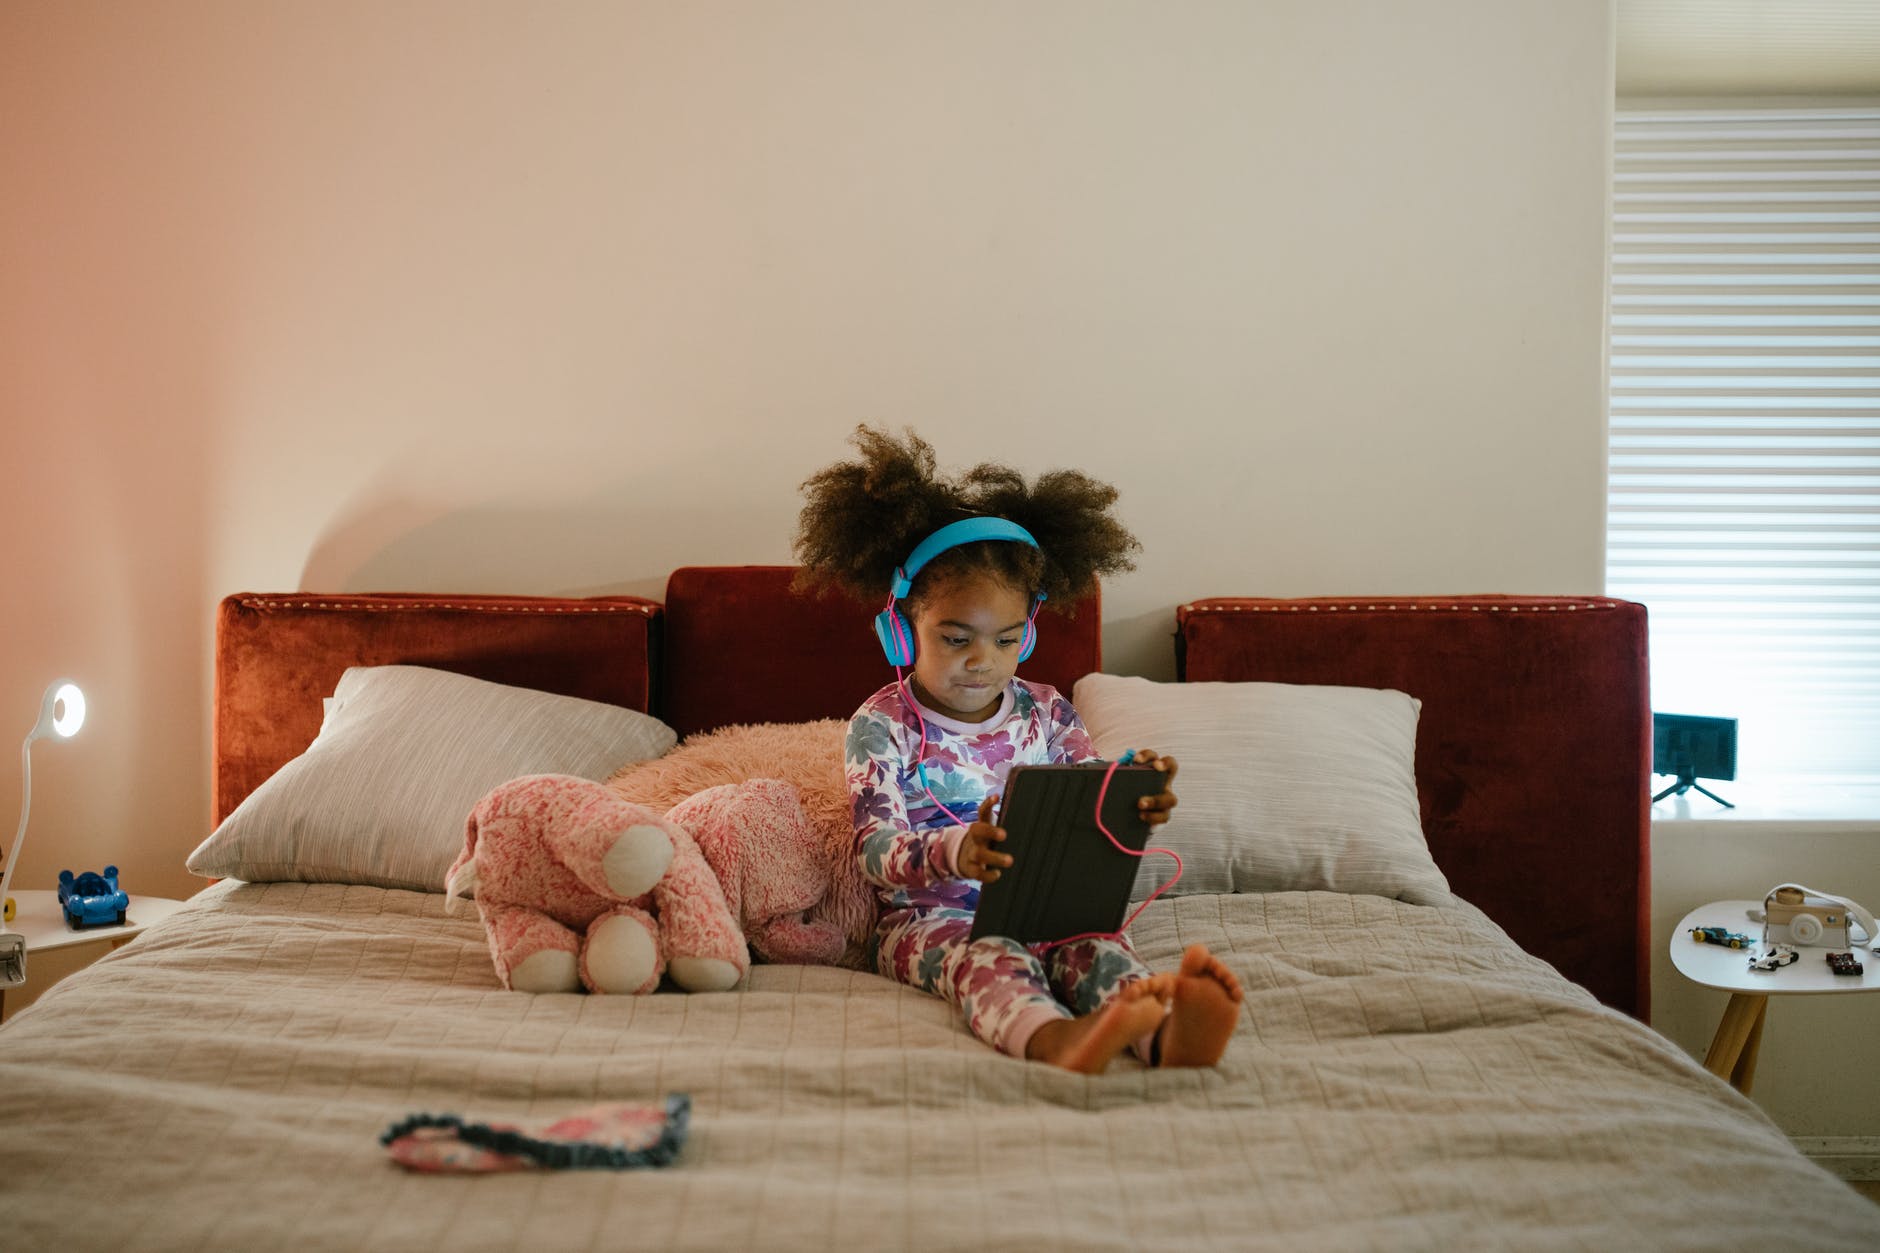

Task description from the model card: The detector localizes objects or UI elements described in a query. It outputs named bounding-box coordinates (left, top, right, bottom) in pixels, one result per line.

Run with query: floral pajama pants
left=872, top=905, right=1155, bottom=1060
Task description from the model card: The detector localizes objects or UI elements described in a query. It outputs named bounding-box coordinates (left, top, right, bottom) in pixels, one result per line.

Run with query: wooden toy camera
left=1760, top=884, right=1876, bottom=950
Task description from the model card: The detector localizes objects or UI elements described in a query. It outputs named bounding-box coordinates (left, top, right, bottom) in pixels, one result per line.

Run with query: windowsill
left=1651, top=777, right=1880, bottom=826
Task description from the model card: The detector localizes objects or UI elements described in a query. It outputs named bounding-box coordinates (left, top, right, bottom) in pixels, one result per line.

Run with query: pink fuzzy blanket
left=607, top=720, right=876, bottom=969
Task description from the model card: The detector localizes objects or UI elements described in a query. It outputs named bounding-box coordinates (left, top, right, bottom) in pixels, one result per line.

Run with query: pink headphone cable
left=897, top=666, right=950, bottom=815
left=1036, top=759, right=1183, bottom=954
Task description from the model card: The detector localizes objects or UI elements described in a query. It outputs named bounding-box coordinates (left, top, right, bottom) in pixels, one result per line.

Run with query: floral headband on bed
left=381, top=1094, right=690, bottom=1173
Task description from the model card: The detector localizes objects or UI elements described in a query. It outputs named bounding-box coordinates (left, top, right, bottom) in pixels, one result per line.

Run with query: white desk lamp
left=0, top=680, right=87, bottom=988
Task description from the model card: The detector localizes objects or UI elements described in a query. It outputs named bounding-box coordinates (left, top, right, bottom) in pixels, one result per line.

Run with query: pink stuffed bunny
left=668, top=779, right=845, bottom=967
left=447, top=774, right=749, bottom=995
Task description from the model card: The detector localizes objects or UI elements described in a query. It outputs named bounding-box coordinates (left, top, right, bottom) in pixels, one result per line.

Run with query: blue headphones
left=874, top=517, right=1046, bottom=666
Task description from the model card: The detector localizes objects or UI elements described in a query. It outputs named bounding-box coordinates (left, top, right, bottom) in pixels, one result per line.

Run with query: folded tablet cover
left=970, top=764, right=1160, bottom=945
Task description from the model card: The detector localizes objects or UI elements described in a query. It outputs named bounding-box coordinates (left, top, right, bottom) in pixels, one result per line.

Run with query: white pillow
left=188, top=665, right=676, bottom=892
left=1070, top=674, right=1450, bottom=905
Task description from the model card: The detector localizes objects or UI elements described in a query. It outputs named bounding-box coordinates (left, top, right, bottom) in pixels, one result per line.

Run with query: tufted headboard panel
left=1177, top=595, right=1651, bottom=1019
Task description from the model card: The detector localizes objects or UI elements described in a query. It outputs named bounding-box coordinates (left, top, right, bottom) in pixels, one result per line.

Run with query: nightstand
left=1671, top=899, right=1880, bottom=1094
left=0, top=889, right=190, bottom=1020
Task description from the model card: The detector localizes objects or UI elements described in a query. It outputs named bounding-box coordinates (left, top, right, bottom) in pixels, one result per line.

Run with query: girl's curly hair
left=792, top=425, right=1140, bottom=613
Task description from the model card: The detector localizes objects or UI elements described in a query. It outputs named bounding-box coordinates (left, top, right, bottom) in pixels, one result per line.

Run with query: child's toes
left=1179, top=944, right=1212, bottom=979
left=1180, top=944, right=1243, bottom=999
left=1125, top=973, right=1175, bottom=1008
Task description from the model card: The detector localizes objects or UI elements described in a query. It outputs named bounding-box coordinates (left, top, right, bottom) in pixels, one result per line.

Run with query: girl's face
left=907, top=572, right=1032, bottom=723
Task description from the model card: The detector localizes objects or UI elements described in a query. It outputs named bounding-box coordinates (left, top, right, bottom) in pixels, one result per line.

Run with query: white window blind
left=1608, top=104, right=1880, bottom=784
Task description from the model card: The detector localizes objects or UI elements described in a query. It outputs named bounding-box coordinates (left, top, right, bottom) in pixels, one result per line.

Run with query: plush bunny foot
left=510, top=947, right=580, bottom=994
left=600, top=824, right=674, bottom=899
left=484, top=903, right=582, bottom=993
left=582, top=906, right=663, bottom=994
left=666, top=957, right=742, bottom=992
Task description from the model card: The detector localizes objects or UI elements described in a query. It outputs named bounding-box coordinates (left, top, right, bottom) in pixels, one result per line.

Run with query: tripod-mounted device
left=1651, top=766, right=1733, bottom=808
left=1651, top=713, right=1736, bottom=809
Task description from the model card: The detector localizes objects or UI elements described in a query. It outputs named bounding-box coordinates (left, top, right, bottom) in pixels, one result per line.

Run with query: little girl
left=795, top=426, right=1243, bottom=1074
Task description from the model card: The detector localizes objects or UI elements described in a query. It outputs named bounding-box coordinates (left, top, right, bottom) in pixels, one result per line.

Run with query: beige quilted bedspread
left=0, top=881, right=1873, bottom=1251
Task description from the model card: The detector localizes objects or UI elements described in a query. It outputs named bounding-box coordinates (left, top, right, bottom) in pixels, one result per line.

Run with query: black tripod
left=1652, top=768, right=1734, bottom=808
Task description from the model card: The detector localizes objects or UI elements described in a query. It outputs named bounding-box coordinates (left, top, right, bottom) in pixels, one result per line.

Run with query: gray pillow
left=1071, top=674, right=1451, bottom=905
left=187, top=665, right=676, bottom=892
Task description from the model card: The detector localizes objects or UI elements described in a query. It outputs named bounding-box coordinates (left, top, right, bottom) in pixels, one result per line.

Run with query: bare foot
left=1153, top=944, right=1243, bottom=1068
left=1027, top=982, right=1170, bottom=1074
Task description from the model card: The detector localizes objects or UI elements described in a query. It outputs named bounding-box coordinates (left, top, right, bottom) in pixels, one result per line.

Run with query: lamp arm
left=0, top=736, right=31, bottom=914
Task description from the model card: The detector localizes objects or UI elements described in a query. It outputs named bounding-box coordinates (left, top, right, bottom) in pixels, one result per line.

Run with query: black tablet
left=968, top=763, right=1161, bottom=945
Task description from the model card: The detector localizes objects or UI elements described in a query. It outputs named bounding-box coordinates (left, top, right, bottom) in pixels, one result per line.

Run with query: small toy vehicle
left=1748, top=944, right=1798, bottom=972
left=1826, top=951, right=1864, bottom=977
left=1690, top=925, right=1752, bottom=949
left=58, top=866, right=129, bottom=929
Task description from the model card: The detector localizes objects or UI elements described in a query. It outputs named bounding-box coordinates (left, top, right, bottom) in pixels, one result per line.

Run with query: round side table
left=1, top=889, right=190, bottom=1020
left=1671, top=899, right=1880, bottom=1094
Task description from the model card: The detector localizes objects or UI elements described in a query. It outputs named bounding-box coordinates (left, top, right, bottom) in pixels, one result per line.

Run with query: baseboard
left=1793, top=1136, right=1880, bottom=1181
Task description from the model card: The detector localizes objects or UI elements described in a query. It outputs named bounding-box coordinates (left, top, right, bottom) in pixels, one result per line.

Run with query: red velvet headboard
left=213, top=584, right=1643, bottom=1014
left=659, top=566, right=1103, bottom=740
left=1176, top=595, right=1651, bottom=1019
left=213, top=593, right=661, bottom=824
left=212, top=571, right=1103, bottom=822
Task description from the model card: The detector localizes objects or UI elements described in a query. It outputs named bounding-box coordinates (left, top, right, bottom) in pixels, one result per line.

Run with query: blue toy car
left=1690, top=925, right=1752, bottom=949
left=59, top=866, right=129, bottom=929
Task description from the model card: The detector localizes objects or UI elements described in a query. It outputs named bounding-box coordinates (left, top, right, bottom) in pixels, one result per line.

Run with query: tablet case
left=969, top=764, right=1160, bottom=945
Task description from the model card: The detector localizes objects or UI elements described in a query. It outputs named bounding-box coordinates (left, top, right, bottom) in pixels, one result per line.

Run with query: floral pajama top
left=844, top=677, right=1100, bottom=913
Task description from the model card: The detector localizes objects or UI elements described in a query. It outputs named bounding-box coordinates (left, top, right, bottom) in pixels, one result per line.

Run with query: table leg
left=1703, top=992, right=1768, bottom=1094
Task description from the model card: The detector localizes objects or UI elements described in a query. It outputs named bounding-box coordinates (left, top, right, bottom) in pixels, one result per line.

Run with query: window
left=1607, top=104, right=1880, bottom=785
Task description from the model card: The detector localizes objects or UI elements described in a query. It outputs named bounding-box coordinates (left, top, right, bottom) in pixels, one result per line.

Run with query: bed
left=0, top=571, right=1873, bottom=1251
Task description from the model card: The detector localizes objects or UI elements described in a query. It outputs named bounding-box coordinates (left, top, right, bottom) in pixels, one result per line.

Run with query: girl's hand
left=956, top=795, right=1014, bottom=883
left=1130, top=750, right=1180, bottom=826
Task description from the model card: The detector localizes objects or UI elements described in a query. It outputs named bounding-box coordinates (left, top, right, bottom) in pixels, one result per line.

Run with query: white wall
left=0, top=2, right=1614, bottom=901
left=0, top=0, right=1616, bottom=1014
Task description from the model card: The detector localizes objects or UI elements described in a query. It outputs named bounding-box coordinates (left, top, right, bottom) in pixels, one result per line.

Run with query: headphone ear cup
left=1018, top=613, right=1038, bottom=663
left=874, top=607, right=916, bottom=666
